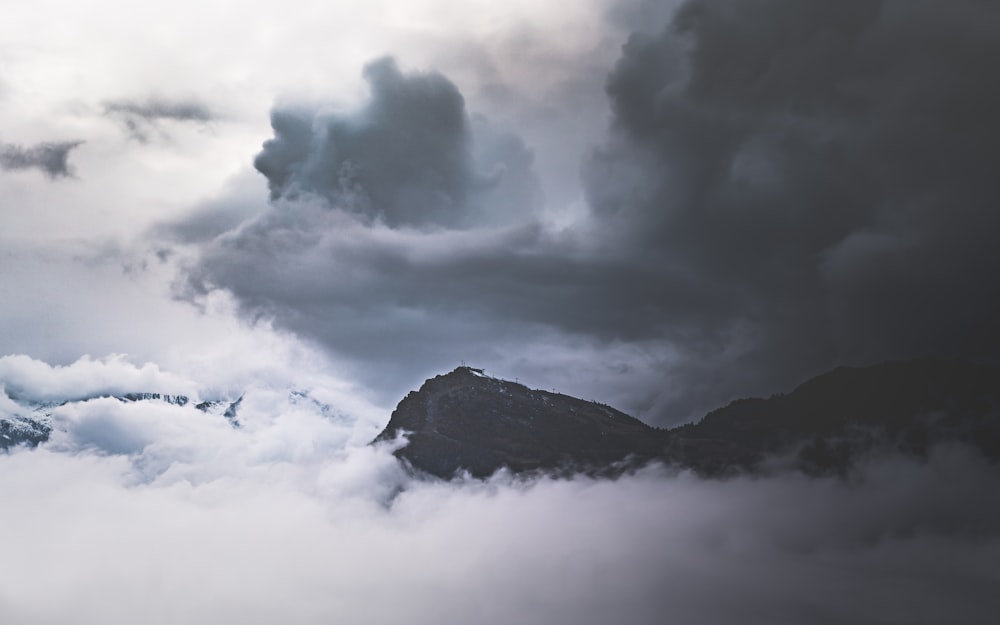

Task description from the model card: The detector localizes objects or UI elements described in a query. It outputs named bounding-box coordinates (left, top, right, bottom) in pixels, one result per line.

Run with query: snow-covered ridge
left=116, top=392, right=192, bottom=406
left=0, top=391, right=244, bottom=450
left=0, top=414, right=51, bottom=447
left=0, top=382, right=364, bottom=452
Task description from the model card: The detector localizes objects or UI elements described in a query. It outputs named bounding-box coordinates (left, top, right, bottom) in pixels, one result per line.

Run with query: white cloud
left=1, top=350, right=998, bottom=624
left=0, top=438, right=997, bottom=624
left=0, top=354, right=197, bottom=402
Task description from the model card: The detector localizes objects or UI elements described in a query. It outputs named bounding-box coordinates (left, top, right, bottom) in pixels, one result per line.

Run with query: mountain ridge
left=374, top=366, right=668, bottom=477
left=375, top=358, right=1000, bottom=478
left=0, top=392, right=243, bottom=450
left=6, top=358, right=998, bottom=478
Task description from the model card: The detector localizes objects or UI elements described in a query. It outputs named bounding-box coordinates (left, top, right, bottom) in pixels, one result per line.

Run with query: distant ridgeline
left=374, top=360, right=1000, bottom=478
left=0, top=393, right=243, bottom=450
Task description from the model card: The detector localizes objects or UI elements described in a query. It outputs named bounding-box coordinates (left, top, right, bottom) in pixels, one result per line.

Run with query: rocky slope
left=375, top=359, right=1000, bottom=478
left=672, top=358, right=1000, bottom=474
left=374, top=367, right=670, bottom=477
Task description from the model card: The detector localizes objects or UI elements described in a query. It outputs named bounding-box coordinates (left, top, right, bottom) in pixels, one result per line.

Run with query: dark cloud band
left=0, top=140, right=82, bottom=178
left=104, top=96, right=215, bottom=143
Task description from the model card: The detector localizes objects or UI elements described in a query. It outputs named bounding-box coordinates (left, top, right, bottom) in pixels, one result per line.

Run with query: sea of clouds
left=2, top=354, right=998, bottom=625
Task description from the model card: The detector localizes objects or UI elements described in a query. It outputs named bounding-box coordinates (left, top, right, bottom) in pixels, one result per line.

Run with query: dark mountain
left=374, top=359, right=1000, bottom=478
left=673, top=358, right=1000, bottom=474
left=373, top=367, right=670, bottom=478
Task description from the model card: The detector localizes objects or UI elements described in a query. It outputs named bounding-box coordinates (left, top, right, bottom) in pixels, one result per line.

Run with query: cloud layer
left=2, top=419, right=998, bottom=624
left=0, top=353, right=197, bottom=403
left=3, top=352, right=995, bottom=625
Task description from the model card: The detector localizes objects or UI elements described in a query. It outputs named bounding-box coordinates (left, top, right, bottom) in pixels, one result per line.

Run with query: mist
left=2, top=355, right=999, bottom=625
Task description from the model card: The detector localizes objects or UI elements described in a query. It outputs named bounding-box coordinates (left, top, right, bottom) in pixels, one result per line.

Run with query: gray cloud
left=155, top=169, right=269, bottom=245
left=0, top=140, right=82, bottom=178
left=254, top=57, right=541, bottom=228
left=182, top=56, right=713, bottom=416
left=104, top=96, right=215, bottom=143
left=576, top=0, right=1000, bottom=416
left=182, top=1, right=1000, bottom=425
left=184, top=198, right=724, bottom=411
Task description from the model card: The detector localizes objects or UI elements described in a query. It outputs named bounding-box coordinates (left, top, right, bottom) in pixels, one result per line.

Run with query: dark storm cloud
left=104, top=96, right=215, bottom=142
left=185, top=1, right=1000, bottom=424
left=0, top=140, right=82, bottom=178
left=608, top=0, right=683, bottom=34
left=254, top=57, right=541, bottom=228
left=183, top=56, right=709, bottom=412
left=184, top=198, right=731, bottom=407
left=579, top=0, right=1000, bottom=415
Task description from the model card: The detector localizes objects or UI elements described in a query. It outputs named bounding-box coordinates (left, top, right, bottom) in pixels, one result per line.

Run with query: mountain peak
left=374, top=366, right=664, bottom=478
left=377, top=358, right=1000, bottom=479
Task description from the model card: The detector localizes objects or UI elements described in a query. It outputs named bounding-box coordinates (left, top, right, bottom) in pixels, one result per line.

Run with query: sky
left=4, top=0, right=999, bottom=425
left=2, top=1, right=1000, bottom=622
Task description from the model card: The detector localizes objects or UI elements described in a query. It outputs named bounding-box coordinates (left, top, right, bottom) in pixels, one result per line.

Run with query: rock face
left=374, top=367, right=669, bottom=478
left=679, top=358, right=1000, bottom=473
left=375, top=359, right=1000, bottom=478
left=0, top=415, right=51, bottom=450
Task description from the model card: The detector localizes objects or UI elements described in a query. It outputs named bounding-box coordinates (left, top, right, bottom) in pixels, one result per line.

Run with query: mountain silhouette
left=375, top=359, right=1000, bottom=478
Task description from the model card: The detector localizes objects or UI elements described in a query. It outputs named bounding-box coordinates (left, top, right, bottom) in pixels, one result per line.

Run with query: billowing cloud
left=179, top=0, right=1000, bottom=426
left=0, top=140, right=82, bottom=178
left=155, top=169, right=269, bottom=245
left=182, top=55, right=715, bottom=417
left=254, top=57, right=541, bottom=228
left=0, top=352, right=386, bottom=451
left=0, top=353, right=197, bottom=403
left=579, top=0, right=1000, bottom=413
left=104, top=96, right=215, bottom=142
